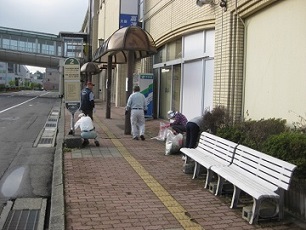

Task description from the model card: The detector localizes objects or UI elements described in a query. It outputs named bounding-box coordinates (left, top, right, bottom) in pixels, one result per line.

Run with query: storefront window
left=167, top=39, right=182, bottom=61
left=172, top=65, right=181, bottom=111
left=154, top=46, right=166, bottom=64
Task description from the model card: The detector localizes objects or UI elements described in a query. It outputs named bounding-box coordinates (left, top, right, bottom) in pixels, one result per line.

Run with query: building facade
left=43, top=68, right=60, bottom=91
left=0, top=62, right=30, bottom=87
left=86, top=0, right=306, bottom=126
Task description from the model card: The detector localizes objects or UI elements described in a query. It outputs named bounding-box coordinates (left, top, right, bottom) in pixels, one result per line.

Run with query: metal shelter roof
left=92, top=26, right=157, bottom=64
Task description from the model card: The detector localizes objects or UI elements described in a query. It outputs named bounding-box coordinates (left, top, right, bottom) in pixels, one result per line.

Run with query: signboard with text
left=64, top=58, right=80, bottom=114
left=119, top=0, right=138, bottom=28
left=119, top=14, right=138, bottom=28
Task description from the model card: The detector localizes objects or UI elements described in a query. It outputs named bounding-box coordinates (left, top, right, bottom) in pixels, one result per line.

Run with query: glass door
left=172, top=64, right=181, bottom=112
left=159, top=67, right=171, bottom=119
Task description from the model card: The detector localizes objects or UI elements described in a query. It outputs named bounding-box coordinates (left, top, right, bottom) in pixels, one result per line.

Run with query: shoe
left=133, top=137, right=139, bottom=140
left=140, top=135, right=145, bottom=141
left=94, top=140, right=100, bottom=146
left=81, top=139, right=89, bottom=148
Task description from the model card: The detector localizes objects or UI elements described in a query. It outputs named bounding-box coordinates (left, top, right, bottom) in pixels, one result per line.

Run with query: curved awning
left=80, top=62, right=101, bottom=75
left=93, top=26, right=157, bottom=64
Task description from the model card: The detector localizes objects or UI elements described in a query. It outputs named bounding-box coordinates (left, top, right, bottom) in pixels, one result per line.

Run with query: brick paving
left=63, top=101, right=304, bottom=230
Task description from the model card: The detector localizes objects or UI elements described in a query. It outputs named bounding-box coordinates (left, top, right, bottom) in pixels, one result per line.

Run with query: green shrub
left=201, top=106, right=231, bottom=134
left=241, top=118, right=287, bottom=149
left=217, top=118, right=287, bottom=149
left=215, top=117, right=306, bottom=179
left=216, top=126, right=245, bottom=143
left=262, top=132, right=306, bottom=179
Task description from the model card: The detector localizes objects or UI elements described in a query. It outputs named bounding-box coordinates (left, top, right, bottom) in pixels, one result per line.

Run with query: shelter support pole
left=106, top=55, right=112, bottom=118
left=124, top=51, right=135, bottom=135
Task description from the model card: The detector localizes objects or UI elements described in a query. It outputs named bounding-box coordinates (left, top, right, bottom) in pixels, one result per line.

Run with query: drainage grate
left=45, top=123, right=56, bottom=128
left=3, top=209, right=39, bottom=230
left=39, top=138, right=53, bottom=144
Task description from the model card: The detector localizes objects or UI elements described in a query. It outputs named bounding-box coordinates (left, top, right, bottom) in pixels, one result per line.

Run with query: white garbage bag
left=165, top=130, right=183, bottom=155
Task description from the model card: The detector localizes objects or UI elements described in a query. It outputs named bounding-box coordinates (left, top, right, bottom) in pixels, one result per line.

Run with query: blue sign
left=138, top=74, right=153, bottom=118
left=119, top=14, right=138, bottom=28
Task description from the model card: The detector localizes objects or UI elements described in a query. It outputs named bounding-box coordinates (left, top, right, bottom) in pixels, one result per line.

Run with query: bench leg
left=230, top=186, right=241, bottom=208
left=277, top=189, right=284, bottom=220
left=192, top=162, right=199, bottom=179
left=249, top=198, right=261, bottom=224
left=204, top=169, right=212, bottom=189
left=215, top=175, right=224, bottom=196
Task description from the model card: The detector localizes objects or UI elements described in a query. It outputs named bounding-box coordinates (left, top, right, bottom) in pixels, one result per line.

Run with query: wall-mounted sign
left=119, top=14, right=138, bottom=28
left=119, top=0, right=138, bottom=28
left=133, top=73, right=154, bottom=118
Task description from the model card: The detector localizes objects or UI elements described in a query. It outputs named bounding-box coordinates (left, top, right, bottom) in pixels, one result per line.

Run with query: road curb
left=49, top=100, right=65, bottom=230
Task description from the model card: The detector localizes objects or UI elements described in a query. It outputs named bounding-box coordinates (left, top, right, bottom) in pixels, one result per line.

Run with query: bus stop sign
left=64, top=58, right=81, bottom=114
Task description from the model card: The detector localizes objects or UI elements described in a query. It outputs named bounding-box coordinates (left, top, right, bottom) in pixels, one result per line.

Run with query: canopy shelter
left=80, top=62, right=101, bottom=82
left=92, top=26, right=157, bottom=134
left=93, top=26, right=157, bottom=64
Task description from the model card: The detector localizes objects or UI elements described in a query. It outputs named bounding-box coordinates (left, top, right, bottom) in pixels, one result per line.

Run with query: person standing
left=126, top=85, right=147, bottom=140
left=80, top=82, right=95, bottom=120
left=185, top=115, right=204, bottom=148
left=167, top=110, right=188, bottom=134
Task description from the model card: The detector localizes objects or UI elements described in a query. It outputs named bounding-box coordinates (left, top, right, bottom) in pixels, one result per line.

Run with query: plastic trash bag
left=151, top=122, right=171, bottom=141
left=165, top=130, right=183, bottom=155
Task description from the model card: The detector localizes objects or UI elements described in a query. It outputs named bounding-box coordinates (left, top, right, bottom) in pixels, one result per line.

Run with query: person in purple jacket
left=167, top=110, right=188, bottom=134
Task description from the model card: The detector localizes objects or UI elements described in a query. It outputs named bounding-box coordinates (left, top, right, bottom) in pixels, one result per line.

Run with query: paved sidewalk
left=62, top=101, right=304, bottom=230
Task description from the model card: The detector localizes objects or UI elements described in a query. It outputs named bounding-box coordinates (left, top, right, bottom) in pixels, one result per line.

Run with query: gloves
left=125, top=110, right=128, bottom=115
left=144, top=110, right=147, bottom=115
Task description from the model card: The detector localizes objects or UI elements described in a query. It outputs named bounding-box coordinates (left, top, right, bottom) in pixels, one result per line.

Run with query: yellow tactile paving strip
left=94, top=116, right=203, bottom=230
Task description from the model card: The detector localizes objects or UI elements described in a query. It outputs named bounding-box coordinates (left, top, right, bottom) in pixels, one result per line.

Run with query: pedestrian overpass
left=0, top=26, right=89, bottom=69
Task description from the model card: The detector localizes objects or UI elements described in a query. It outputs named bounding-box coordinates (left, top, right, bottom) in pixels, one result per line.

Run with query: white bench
left=180, top=132, right=238, bottom=188
left=211, top=144, right=297, bottom=224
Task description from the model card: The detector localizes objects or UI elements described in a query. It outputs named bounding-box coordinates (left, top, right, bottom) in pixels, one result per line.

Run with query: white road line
left=0, top=95, right=44, bottom=114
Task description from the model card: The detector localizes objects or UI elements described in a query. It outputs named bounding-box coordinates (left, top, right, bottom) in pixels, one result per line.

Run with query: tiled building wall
left=145, top=0, right=215, bottom=46
left=96, top=0, right=281, bottom=117
left=143, top=0, right=278, bottom=121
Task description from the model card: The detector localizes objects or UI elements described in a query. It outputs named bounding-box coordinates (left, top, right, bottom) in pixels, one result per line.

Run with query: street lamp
left=196, top=0, right=227, bottom=12
left=196, top=0, right=213, bottom=7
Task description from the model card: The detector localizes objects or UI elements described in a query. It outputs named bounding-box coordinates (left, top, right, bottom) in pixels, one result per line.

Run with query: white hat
left=167, top=110, right=176, bottom=119
left=78, top=113, right=85, bottom=118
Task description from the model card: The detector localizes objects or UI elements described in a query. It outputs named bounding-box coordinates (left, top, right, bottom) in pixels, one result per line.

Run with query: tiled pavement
left=63, top=101, right=304, bottom=230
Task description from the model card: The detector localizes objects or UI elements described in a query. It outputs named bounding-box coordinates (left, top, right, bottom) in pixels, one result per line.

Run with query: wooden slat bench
left=211, top=144, right=297, bottom=224
left=180, top=132, right=238, bottom=188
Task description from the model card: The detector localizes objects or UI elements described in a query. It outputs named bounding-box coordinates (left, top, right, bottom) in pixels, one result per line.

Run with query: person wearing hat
left=167, top=110, right=188, bottom=134
left=80, top=81, right=95, bottom=120
left=74, top=113, right=99, bottom=147
left=125, top=85, right=148, bottom=140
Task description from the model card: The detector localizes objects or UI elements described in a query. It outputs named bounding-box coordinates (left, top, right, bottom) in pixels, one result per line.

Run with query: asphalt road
left=0, top=90, right=60, bottom=210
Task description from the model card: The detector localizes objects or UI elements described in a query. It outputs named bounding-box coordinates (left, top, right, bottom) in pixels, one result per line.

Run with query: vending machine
left=133, top=73, right=153, bottom=118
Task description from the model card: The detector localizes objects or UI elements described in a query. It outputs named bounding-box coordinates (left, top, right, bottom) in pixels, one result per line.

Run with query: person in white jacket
left=74, top=113, right=99, bottom=147
left=125, top=85, right=148, bottom=140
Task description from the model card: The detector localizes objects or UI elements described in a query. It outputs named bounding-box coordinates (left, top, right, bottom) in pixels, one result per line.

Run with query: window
left=138, top=0, right=144, bottom=23
left=167, top=39, right=182, bottom=61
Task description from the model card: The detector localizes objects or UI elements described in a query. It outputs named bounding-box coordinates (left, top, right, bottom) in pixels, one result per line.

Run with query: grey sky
left=0, top=0, right=89, bottom=72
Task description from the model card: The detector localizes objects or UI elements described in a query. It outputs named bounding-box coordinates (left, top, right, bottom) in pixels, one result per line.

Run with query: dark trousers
left=185, top=122, right=200, bottom=148
left=82, top=110, right=93, bottom=121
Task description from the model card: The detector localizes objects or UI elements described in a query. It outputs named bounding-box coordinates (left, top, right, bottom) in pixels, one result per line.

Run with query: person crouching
left=74, top=113, right=98, bottom=147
